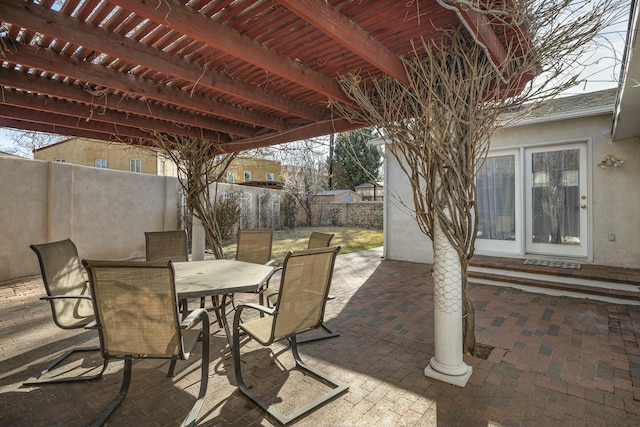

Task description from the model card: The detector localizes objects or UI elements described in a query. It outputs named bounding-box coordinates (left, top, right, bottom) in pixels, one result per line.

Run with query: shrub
left=281, top=193, right=298, bottom=229
left=213, top=196, right=241, bottom=238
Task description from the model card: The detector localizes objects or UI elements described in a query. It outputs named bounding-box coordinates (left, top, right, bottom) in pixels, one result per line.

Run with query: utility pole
left=328, top=133, right=334, bottom=189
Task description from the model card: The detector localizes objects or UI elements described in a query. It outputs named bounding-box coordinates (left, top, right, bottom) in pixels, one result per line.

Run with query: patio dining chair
left=82, top=260, right=210, bottom=427
left=144, top=230, right=189, bottom=264
left=232, top=246, right=347, bottom=426
left=25, top=239, right=108, bottom=385
left=235, top=228, right=274, bottom=265
left=259, top=231, right=340, bottom=342
left=258, top=231, right=331, bottom=307
left=145, top=230, right=225, bottom=327
left=236, top=228, right=276, bottom=307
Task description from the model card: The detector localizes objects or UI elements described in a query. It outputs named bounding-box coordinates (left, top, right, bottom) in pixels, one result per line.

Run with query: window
left=130, top=159, right=141, bottom=173
left=227, top=171, right=237, bottom=183
left=95, top=158, right=107, bottom=168
left=266, top=172, right=275, bottom=181
left=53, top=159, right=66, bottom=163
left=243, top=170, right=252, bottom=181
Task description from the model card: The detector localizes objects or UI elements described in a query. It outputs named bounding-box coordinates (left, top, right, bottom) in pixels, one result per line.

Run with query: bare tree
left=333, top=0, right=626, bottom=355
left=1, top=129, right=63, bottom=158
left=149, top=132, right=237, bottom=258
left=269, top=138, right=329, bottom=226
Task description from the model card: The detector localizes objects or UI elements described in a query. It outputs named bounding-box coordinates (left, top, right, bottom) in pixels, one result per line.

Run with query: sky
left=0, top=0, right=632, bottom=157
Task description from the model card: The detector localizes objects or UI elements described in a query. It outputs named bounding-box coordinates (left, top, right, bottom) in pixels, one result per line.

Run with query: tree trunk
left=461, top=274, right=477, bottom=355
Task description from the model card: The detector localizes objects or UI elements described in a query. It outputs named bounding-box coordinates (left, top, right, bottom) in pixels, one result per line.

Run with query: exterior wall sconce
left=598, top=154, right=624, bottom=169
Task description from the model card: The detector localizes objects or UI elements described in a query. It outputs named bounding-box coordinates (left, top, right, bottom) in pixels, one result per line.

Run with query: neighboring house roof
left=237, top=181, right=284, bottom=190
left=316, top=190, right=357, bottom=196
left=31, top=137, right=74, bottom=152
left=0, top=150, right=22, bottom=158
left=33, top=138, right=160, bottom=153
left=505, top=88, right=617, bottom=127
left=355, top=182, right=383, bottom=189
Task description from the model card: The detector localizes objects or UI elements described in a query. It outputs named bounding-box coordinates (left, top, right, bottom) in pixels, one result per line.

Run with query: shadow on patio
left=2, top=248, right=640, bottom=426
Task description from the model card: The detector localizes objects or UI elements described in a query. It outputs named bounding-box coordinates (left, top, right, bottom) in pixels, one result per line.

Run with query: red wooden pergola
left=0, top=0, right=517, bottom=153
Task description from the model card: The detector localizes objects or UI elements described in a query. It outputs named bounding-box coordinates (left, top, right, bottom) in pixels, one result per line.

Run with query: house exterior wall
left=34, top=138, right=161, bottom=175
left=384, top=151, right=434, bottom=263
left=0, top=156, right=179, bottom=282
left=491, top=112, right=640, bottom=268
left=383, top=110, right=640, bottom=269
left=225, top=157, right=282, bottom=183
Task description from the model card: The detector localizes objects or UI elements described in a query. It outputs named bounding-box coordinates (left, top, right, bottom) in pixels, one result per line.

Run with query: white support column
left=191, top=215, right=206, bottom=261
left=424, top=215, right=472, bottom=387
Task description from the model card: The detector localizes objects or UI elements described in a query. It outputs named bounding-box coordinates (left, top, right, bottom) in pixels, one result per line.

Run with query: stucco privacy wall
left=308, top=202, right=383, bottom=229
left=383, top=111, right=640, bottom=268
left=0, top=157, right=179, bottom=282
left=210, top=183, right=283, bottom=230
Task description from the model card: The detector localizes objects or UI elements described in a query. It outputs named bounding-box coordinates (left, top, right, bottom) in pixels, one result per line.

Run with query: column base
left=424, top=359, right=472, bottom=387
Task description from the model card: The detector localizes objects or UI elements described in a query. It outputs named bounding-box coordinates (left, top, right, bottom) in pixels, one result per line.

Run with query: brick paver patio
left=2, top=248, right=640, bottom=426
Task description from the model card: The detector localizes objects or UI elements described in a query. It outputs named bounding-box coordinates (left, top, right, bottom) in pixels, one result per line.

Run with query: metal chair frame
left=232, top=246, right=347, bottom=426
left=145, top=229, right=227, bottom=327
left=26, top=239, right=107, bottom=385
left=83, top=260, right=210, bottom=427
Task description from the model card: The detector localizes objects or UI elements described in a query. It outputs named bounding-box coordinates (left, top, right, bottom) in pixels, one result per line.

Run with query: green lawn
left=221, top=226, right=383, bottom=265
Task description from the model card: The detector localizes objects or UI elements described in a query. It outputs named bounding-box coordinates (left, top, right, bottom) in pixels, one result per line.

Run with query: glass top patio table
left=173, top=259, right=275, bottom=299
left=173, top=259, right=275, bottom=348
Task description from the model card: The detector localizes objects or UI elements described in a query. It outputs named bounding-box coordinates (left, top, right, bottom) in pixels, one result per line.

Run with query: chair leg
left=295, top=322, right=340, bottom=344
left=209, top=295, right=224, bottom=328
left=181, top=313, right=210, bottom=427
left=23, top=346, right=107, bottom=385
left=233, top=321, right=348, bottom=426
left=90, top=357, right=133, bottom=427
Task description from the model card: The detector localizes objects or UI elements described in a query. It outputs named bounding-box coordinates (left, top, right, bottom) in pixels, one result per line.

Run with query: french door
left=476, top=143, right=589, bottom=258
left=475, top=150, right=522, bottom=254
left=525, top=144, right=588, bottom=258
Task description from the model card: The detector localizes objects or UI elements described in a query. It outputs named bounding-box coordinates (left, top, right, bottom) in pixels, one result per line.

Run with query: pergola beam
left=0, top=89, right=227, bottom=142
left=0, top=68, right=243, bottom=139
left=108, top=0, right=353, bottom=105
left=0, top=104, right=154, bottom=140
left=0, top=0, right=324, bottom=121
left=221, top=118, right=363, bottom=153
left=3, top=44, right=282, bottom=132
left=0, top=117, right=144, bottom=143
left=277, top=0, right=410, bottom=86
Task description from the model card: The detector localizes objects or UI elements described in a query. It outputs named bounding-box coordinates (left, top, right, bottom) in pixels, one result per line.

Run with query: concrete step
left=468, top=266, right=640, bottom=306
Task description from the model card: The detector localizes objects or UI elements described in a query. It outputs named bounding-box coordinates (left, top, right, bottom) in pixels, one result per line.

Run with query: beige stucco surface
left=0, top=156, right=179, bottom=281
left=384, top=151, right=434, bottom=264
left=33, top=138, right=165, bottom=175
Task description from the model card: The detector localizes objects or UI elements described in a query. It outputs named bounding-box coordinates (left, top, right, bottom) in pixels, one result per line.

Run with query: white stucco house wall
left=383, top=87, right=640, bottom=269
left=382, top=2, right=640, bottom=269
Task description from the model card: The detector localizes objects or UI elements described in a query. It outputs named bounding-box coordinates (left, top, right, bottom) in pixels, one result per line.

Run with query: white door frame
left=524, top=142, right=589, bottom=258
left=475, top=148, right=523, bottom=255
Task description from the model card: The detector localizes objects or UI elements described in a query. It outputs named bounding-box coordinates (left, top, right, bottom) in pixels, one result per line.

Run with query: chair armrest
left=40, top=295, right=92, bottom=301
left=180, top=308, right=210, bottom=329
left=236, top=303, right=276, bottom=317
left=265, top=259, right=276, bottom=266
left=257, top=266, right=282, bottom=293
left=84, top=320, right=97, bottom=329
